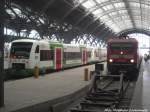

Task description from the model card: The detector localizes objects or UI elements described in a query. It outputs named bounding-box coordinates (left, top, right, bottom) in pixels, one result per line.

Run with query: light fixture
left=130, top=59, right=134, bottom=63
left=109, top=59, right=113, bottom=62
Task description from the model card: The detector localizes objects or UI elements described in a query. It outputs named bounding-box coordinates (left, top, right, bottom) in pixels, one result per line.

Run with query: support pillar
left=0, top=0, right=5, bottom=107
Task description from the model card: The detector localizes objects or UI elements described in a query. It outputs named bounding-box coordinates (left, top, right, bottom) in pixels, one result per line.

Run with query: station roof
left=5, top=0, right=150, bottom=43
left=71, top=0, right=150, bottom=35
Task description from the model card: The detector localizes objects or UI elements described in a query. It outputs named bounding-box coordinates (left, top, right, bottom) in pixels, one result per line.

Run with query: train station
left=0, top=0, right=150, bottom=112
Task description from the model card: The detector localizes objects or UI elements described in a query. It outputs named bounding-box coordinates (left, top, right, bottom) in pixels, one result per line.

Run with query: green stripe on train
left=49, top=42, right=63, bottom=69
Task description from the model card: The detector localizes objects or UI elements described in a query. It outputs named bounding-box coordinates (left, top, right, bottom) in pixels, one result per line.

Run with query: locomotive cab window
left=110, top=43, right=135, bottom=53
left=110, top=43, right=134, bottom=50
left=109, top=43, right=136, bottom=54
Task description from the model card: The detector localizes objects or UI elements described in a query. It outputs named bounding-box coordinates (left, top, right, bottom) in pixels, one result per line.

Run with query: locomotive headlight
left=120, top=51, right=123, bottom=55
left=130, top=59, right=134, bottom=63
left=109, top=59, right=113, bottom=63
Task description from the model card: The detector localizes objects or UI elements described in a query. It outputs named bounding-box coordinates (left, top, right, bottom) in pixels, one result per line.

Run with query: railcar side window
left=87, top=51, right=91, bottom=58
left=40, top=50, right=53, bottom=61
left=63, top=52, right=81, bottom=60
left=35, top=45, right=39, bottom=53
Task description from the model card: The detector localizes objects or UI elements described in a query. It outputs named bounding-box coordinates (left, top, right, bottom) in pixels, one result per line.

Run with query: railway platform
left=131, top=60, right=150, bottom=111
left=0, top=62, right=107, bottom=112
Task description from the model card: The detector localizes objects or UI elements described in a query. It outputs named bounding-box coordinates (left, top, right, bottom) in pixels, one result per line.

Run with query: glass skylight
left=114, top=3, right=125, bottom=8
left=129, top=2, right=140, bottom=8
left=82, top=0, right=96, bottom=9
left=102, top=4, right=114, bottom=10
left=93, top=8, right=103, bottom=15
left=95, top=0, right=109, bottom=4
left=75, top=0, right=150, bottom=33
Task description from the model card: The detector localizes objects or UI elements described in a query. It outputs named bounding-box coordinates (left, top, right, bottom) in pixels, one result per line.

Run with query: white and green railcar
left=63, top=44, right=87, bottom=68
left=8, top=39, right=106, bottom=77
left=9, top=39, right=63, bottom=71
left=9, top=39, right=87, bottom=73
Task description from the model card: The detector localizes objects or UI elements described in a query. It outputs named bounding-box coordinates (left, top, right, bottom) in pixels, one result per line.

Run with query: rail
left=69, top=70, right=130, bottom=112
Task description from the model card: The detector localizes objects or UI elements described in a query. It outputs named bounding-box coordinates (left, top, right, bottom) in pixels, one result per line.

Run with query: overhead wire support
left=62, top=0, right=87, bottom=22
left=139, top=0, right=143, bottom=31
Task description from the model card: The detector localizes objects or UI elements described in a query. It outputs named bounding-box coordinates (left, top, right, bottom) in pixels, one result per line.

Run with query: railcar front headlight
left=130, top=59, right=134, bottom=63
left=120, top=51, right=123, bottom=54
left=109, top=59, right=113, bottom=63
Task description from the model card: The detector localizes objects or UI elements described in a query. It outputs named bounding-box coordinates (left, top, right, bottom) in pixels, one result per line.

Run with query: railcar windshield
left=10, top=42, right=33, bottom=59
left=110, top=43, right=134, bottom=50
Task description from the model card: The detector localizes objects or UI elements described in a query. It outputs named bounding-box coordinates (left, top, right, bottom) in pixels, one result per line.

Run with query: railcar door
left=55, top=48, right=62, bottom=70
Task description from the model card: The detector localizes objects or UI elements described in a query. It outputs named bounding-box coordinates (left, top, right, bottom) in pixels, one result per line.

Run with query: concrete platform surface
left=0, top=63, right=106, bottom=112
left=131, top=60, right=150, bottom=112
left=142, top=60, right=150, bottom=111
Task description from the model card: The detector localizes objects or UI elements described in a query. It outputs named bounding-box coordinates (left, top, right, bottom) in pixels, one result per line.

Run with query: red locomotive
left=107, top=37, right=140, bottom=79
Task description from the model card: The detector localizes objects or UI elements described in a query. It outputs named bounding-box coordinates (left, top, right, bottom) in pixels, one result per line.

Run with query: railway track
left=68, top=72, right=132, bottom=112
